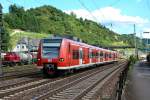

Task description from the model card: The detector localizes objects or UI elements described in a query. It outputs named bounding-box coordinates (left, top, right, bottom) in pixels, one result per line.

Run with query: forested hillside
left=4, top=4, right=141, bottom=48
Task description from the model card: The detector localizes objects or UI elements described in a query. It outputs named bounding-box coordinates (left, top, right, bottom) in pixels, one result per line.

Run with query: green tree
left=1, top=28, right=10, bottom=51
left=3, top=5, right=144, bottom=48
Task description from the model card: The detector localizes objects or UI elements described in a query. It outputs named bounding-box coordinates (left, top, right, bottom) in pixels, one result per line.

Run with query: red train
left=2, top=52, right=34, bottom=67
left=2, top=52, right=20, bottom=66
left=37, top=38, right=118, bottom=76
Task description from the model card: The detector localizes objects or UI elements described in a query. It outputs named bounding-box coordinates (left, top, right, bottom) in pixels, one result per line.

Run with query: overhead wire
left=109, top=0, right=121, bottom=6
left=92, top=0, right=105, bottom=26
left=5, top=0, right=15, bottom=4
left=107, top=0, right=121, bottom=28
left=78, top=0, right=100, bottom=23
left=91, top=0, right=121, bottom=28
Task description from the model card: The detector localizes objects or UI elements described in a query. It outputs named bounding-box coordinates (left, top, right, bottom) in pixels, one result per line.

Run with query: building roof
left=18, top=37, right=40, bottom=46
left=142, top=33, right=150, bottom=39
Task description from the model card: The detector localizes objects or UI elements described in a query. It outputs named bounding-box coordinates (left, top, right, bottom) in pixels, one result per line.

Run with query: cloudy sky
left=1, top=0, right=150, bottom=38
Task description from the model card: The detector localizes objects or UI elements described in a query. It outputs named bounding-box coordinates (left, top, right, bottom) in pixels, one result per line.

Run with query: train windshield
left=42, top=39, right=62, bottom=59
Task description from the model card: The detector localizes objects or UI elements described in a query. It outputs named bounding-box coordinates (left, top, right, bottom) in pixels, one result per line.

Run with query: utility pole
left=0, top=3, right=3, bottom=76
left=110, top=23, right=113, bottom=31
left=134, top=24, right=138, bottom=58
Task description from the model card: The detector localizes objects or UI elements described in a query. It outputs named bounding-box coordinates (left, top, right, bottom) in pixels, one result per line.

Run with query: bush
left=129, top=55, right=138, bottom=65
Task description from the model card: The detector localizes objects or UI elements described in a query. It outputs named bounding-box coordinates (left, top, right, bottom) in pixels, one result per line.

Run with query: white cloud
left=143, top=28, right=150, bottom=32
left=64, top=7, right=150, bottom=36
left=64, top=7, right=149, bottom=25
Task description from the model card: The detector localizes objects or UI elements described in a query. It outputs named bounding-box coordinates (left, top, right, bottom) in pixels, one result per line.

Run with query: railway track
left=36, top=62, right=127, bottom=100
left=0, top=61, right=127, bottom=100
left=0, top=67, right=41, bottom=81
left=0, top=75, right=43, bottom=90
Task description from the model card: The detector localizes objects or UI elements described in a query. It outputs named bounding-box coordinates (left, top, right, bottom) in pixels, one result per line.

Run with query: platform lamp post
left=0, top=3, right=3, bottom=76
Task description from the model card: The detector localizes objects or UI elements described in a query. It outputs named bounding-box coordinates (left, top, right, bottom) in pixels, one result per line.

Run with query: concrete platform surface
left=124, top=61, right=150, bottom=100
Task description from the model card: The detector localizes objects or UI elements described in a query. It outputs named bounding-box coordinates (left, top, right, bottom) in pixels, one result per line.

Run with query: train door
left=79, top=48, right=83, bottom=65
left=68, top=42, right=71, bottom=66
left=98, top=50, right=100, bottom=62
left=70, top=44, right=79, bottom=66
left=89, top=49, right=92, bottom=63
left=82, top=47, right=88, bottom=64
left=104, top=52, right=107, bottom=61
left=96, top=50, right=99, bottom=63
left=113, top=53, right=115, bottom=61
left=100, top=51, right=103, bottom=62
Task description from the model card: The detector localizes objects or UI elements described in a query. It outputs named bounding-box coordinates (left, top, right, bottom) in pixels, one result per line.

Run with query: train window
left=43, top=39, right=62, bottom=43
left=42, top=39, right=62, bottom=47
left=88, top=51, right=91, bottom=58
left=96, top=52, right=99, bottom=58
left=105, top=53, right=107, bottom=58
left=100, top=52, right=103, bottom=57
left=92, top=52, right=95, bottom=58
left=79, top=50, right=83, bottom=59
left=73, top=50, right=79, bottom=59
left=109, top=54, right=112, bottom=58
left=42, top=46, right=59, bottom=59
left=113, top=54, right=115, bottom=59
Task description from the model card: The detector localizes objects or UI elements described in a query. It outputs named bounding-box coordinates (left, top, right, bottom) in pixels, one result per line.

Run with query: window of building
left=22, top=45, right=24, bottom=49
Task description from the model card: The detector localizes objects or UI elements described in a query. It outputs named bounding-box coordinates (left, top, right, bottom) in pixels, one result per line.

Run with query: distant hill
left=4, top=4, right=142, bottom=49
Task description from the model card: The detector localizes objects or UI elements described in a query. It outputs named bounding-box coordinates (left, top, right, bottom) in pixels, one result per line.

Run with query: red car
left=37, top=38, right=118, bottom=76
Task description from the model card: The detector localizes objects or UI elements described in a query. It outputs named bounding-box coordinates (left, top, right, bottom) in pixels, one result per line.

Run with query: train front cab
left=37, top=38, right=63, bottom=76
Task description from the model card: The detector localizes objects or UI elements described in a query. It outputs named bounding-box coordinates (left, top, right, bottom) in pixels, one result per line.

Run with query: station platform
left=123, top=61, right=150, bottom=100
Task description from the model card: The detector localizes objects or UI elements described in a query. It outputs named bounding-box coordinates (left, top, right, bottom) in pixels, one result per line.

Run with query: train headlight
left=59, top=58, right=64, bottom=62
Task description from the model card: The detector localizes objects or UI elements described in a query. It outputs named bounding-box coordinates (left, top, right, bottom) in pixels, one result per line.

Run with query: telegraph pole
left=134, top=24, right=138, bottom=59
left=0, top=3, right=3, bottom=76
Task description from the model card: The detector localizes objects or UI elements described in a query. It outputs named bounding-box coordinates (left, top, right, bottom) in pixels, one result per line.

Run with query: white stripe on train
left=57, top=60, right=117, bottom=70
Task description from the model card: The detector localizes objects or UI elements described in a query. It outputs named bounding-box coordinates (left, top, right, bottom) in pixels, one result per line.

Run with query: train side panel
left=57, top=40, right=70, bottom=68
